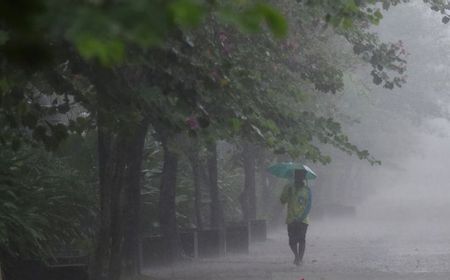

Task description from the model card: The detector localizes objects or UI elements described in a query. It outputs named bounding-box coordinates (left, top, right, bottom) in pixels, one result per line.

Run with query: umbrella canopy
left=268, top=162, right=317, bottom=180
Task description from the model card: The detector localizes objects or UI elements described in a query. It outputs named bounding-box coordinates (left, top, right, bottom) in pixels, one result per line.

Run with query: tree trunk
left=91, top=100, right=130, bottom=280
left=189, top=141, right=203, bottom=230
left=207, top=142, right=224, bottom=229
left=82, top=61, right=148, bottom=280
left=107, top=153, right=126, bottom=280
left=91, top=126, right=112, bottom=280
left=158, top=136, right=183, bottom=263
left=68, top=53, right=128, bottom=280
left=242, top=142, right=256, bottom=221
left=261, top=166, right=271, bottom=219
left=123, top=120, right=149, bottom=277
left=257, top=149, right=272, bottom=219
left=94, top=131, right=129, bottom=280
left=67, top=49, right=149, bottom=280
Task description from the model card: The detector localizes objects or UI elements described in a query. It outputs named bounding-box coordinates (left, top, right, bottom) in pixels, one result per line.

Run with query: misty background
left=314, top=1, right=450, bottom=228
left=4, top=1, right=450, bottom=280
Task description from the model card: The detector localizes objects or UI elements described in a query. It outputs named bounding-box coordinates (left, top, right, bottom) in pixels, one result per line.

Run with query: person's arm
left=280, top=185, right=290, bottom=204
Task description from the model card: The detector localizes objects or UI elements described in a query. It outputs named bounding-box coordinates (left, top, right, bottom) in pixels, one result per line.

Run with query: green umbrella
left=268, top=162, right=317, bottom=180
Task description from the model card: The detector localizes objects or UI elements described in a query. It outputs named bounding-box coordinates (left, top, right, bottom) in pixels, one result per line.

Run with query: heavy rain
left=2, top=1, right=450, bottom=280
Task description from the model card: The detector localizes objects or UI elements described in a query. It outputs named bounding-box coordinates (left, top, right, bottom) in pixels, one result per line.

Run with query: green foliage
left=56, top=132, right=98, bottom=183
left=0, top=30, right=8, bottom=45
left=0, top=0, right=287, bottom=66
left=75, top=36, right=125, bottom=66
left=0, top=145, right=94, bottom=260
left=424, top=0, right=450, bottom=16
left=0, top=0, right=405, bottom=162
left=171, top=3, right=380, bottom=164
left=170, top=0, right=206, bottom=26
left=0, top=64, right=93, bottom=151
left=219, top=3, right=287, bottom=37
left=423, top=0, right=450, bottom=25
left=0, top=1, right=424, bottom=278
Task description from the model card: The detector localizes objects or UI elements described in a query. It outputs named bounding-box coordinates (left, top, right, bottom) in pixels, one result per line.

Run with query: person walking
left=280, top=169, right=312, bottom=266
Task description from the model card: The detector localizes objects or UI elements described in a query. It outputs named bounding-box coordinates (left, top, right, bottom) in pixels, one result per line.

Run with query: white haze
left=146, top=1, right=450, bottom=279
left=354, top=1, right=450, bottom=233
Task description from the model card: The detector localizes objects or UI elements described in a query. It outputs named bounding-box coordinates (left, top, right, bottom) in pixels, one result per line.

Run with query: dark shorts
left=287, top=221, right=308, bottom=243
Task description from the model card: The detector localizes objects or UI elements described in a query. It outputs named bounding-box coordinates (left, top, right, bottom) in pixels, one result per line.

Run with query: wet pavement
left=144, top=219, right=450, bottom=280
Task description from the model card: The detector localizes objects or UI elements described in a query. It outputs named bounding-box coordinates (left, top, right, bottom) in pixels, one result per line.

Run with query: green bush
left=0, top=145, right=94, bottom=261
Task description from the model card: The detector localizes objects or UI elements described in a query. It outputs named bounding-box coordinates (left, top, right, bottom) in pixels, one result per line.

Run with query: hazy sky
left=334, top=1, right=450, bottom=225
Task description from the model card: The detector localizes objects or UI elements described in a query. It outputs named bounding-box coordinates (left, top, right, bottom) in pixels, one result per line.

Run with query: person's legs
left=287, top=223, right=300, bottom=264
left=297, top=223, right=308, bottom=262
left=289, top=239, right=299, bottom=261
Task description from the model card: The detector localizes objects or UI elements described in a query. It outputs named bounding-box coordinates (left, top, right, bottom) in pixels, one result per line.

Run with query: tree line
left=1, top=0, right=448, bottom=279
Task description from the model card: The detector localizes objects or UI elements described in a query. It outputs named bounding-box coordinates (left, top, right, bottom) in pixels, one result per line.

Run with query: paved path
left=144, top=219, right=450, bottom=280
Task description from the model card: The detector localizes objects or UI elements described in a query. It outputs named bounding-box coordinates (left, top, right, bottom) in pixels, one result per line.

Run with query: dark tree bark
left=241, top=142, right=256, bottom=221
left=189, top=140, right=203, bottom=230
left=123, top=120, right=149, bottom=276
left=69, top=57, right=149, bottom=280
left=107, top=141, right=127, bottom=280
left=94, top=128, right=129, bottom=280
left=90, top=67, right=131, bottom=280
left=158, top=134, right=183, bottom=263
left=91, top=125, right=112, bottom=280
left=94, top=125, right=148, bottom=280
left=66, top=42, right=199, bottom=278
left=261, top=165, right=271, bottom=219
left=207, top=142, right=224, bottom=229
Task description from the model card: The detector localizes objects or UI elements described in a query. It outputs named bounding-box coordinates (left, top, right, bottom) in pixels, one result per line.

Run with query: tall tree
left=0, top=1, right=423, bottom=279
left=241, top=141, right=257, bottom=221
left=207, top=142, right=225, bottom=228
left=186, top=138, right=204, bottom=230
left=158, top=131, right=183, bottom=262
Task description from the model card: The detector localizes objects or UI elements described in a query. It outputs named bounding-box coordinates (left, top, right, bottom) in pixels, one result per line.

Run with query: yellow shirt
left=280, top=183, right=311, bottom=224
